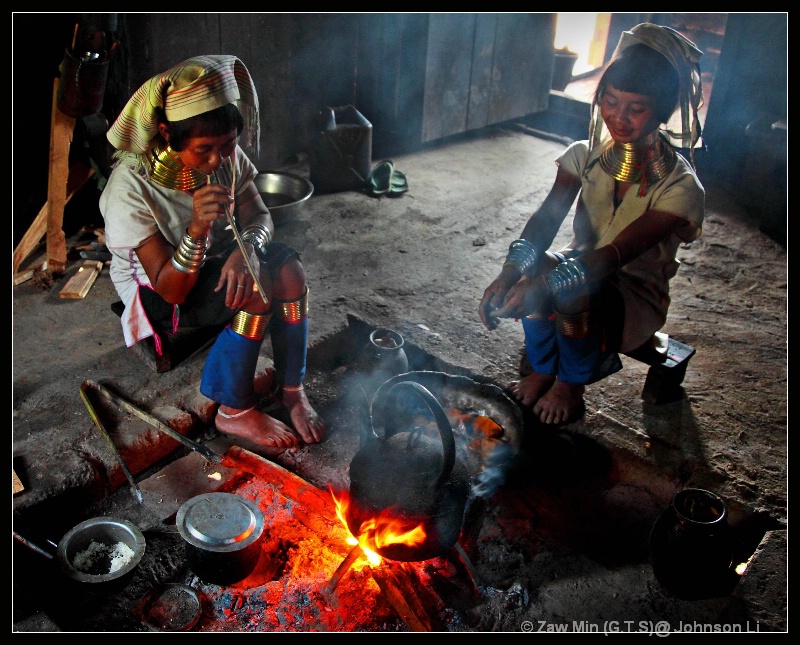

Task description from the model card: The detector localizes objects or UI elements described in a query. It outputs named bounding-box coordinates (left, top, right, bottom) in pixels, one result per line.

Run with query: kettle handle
left=381, top=381, right=456, bottom=489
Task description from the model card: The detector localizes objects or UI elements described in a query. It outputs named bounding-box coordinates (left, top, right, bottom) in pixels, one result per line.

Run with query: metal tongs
left=80, top=382, right=144, bottom=504
left=80, top=380, right=223, bottom=502
left=208, top=172, right=268, bottom=304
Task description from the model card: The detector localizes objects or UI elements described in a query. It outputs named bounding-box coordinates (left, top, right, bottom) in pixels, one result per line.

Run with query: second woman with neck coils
left=479, top=23, right=706, bottom=425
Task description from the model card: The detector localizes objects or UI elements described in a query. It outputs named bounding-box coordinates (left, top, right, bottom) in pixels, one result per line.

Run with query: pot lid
left=176, top=493, right=264, bottom=553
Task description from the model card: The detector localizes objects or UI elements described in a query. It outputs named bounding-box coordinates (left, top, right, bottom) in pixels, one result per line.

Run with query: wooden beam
left=46, top=77, right=76, bottom=274
left=221, top=445, right=340, bottom=525
left=58, top=260, right=103, bottom=299
left=12, top=162, right=94, bottom=276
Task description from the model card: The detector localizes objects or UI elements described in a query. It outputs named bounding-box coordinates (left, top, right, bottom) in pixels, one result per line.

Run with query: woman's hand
left=216, top=246, right=271, bottom=311
left=188, top=182, right=234, bottom=239
left=491, top=276, right=550, bottom=321
left=479, top=266, right=520, bottom=330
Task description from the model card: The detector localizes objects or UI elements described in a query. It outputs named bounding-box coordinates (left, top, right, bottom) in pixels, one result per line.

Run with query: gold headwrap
left=107, top=55, right=260, bottom=159
left=588, top=23, right=704, bottom=169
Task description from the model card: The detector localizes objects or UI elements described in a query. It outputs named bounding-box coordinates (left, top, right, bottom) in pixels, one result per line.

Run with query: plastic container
left=309, top=105, right=373, bottom=193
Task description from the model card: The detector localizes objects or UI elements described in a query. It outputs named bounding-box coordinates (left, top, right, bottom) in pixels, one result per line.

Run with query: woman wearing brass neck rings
left=100, top=55, right=326, bottom=454
left=480, top=24, right=705, bottom=425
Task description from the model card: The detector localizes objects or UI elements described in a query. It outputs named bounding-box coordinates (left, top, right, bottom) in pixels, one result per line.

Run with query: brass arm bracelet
left=171, top=229, right=208, bottom=274
left=240, top=224, right=272, bottom=260
left=544, top=258, right=589, bottom=296
left=503, top=238, right=538, bottom=275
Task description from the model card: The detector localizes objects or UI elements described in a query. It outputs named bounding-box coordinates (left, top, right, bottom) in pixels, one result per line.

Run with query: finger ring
left=236, top=284, right=244, bottom=289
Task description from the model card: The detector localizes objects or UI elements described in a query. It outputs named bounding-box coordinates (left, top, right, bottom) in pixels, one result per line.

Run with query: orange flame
left=445, top=408, right=503, bottom=439
left=330, top=487, right=427, bottom=565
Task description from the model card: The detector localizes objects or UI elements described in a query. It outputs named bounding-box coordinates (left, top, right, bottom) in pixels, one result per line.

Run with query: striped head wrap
left=588, top=23, right=704, bottom=169
left=107, top=55, right=260, bottom=158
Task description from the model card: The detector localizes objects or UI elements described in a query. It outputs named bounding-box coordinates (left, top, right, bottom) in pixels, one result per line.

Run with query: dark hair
left=165, top=103, right=244, bottom=151
left=596, top=44, right=680, bottom=124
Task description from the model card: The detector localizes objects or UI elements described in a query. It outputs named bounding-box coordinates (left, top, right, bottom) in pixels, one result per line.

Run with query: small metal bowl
left=57, top=517, right=146, bottom=584
left=254, top=172, right=314, bottom=222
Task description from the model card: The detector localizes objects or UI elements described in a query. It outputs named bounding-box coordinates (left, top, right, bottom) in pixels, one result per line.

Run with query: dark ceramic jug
left=358, top=328, right=409, bottom=391
left=649, top=488, right=733, bottom=599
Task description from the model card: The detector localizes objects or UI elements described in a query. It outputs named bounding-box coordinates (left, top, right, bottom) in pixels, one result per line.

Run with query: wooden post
left=45, top=77, right=76, bottom=274
left=12, top=162, right=93, bottom=276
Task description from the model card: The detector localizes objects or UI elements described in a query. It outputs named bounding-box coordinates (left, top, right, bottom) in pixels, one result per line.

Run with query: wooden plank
left=13, top=256, right=48, bottom=286
left=58, top=260, right=103, bottom=299
left=422, top=14, right=474, bottom=142
left=466, top=14, right=497, bottom=132
left=46, top=77, right=76, bottom=274
left=13, top=469, right=24, bottom=494
left=487, top=14, right=554, bottom=124
left=12, top=162, right=94, bottom=275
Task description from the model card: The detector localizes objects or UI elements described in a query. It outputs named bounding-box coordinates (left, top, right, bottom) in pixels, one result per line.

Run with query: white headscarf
left=107, top=55, right=260, bottom=159
left=588, top=23, right=704, bottom=167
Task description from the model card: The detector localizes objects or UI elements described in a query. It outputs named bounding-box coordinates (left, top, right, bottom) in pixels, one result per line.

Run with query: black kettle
left=346, top=381, right=470, bottom=562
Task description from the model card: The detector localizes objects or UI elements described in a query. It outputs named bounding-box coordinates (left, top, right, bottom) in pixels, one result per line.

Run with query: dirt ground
left=12, top=125, right=787, bottom=632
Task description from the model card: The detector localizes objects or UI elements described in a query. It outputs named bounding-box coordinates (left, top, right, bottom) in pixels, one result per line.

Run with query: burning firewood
left=368, top=563, right=438, bottom=632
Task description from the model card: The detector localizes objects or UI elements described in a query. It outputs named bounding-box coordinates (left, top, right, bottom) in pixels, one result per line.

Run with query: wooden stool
left=110, top=301, right=223, bottom=373
left=624, top=336, right=697, bottom=405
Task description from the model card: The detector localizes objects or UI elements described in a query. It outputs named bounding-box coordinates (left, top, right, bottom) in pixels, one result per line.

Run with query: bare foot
left=216, top=405, right=299, bottom=456
left=281, top=385, right=327, bottom=444
left=533, top=380, right=586, bottom=425
left=509, top=372, right=556, bottom=407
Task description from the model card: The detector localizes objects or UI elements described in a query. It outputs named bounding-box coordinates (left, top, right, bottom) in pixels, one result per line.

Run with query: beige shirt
left=100, top=146, right=258, bottom=348
left=557, top=139, right=704, bottom=352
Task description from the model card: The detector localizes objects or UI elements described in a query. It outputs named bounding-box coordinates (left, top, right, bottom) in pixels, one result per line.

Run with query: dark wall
left=12, top=13, right=788, bottom=251
left=13, top=13, right=555, bottom=249
left=14, top=13, right=88, bottom=249
left=120, top=13, right=554, bottom=166
left=700, top=13, right=787, bottom=245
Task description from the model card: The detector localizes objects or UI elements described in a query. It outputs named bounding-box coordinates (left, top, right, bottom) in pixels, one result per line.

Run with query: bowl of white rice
left=57, top=517, right=146, bottom=584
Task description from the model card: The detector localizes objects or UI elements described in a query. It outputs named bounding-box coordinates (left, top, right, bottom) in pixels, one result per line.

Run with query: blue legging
left=521, top=314, right=621, bottom=386
left=197, top=241, right=307, bottom=409
left=200, top=316, right=308, bottom=409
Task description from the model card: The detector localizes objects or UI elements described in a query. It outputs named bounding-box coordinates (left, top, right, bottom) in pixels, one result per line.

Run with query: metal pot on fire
left=176, top=492, right=265, bottom=585
left=346, top=381, right=471, bottom=562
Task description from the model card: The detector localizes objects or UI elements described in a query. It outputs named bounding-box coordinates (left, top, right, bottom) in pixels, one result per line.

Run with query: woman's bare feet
left=281, top=385, right=327, bottom=444
left=216, top=405, right=300, bottom=457
left=533, top=380, right=586, bottom=425
left=509, top=372, right=556, bottom=407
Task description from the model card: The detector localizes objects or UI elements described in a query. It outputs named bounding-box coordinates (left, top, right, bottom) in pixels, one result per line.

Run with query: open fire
left=331, top=487, right=427, bottom=567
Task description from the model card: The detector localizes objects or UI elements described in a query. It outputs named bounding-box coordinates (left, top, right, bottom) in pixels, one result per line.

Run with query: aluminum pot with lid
left=176, top=493, right=265, bottom=585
